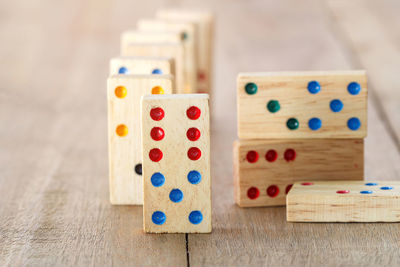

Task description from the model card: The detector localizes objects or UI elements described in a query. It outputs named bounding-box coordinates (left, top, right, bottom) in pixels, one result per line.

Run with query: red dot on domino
left=150, top=107, right=165, bottom=121
left=149, top=148, right=163, bottom=162
left=188, top=147, right=201, bottom=160
left=150, top=127, right=165, bottom=141
left=187, top=106, right=201, bottom=120
left=186, top=127, right=201, bottom=141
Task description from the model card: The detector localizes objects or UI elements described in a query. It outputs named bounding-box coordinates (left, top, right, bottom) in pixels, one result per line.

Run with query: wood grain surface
left=0, top=0, right=399, bottom=266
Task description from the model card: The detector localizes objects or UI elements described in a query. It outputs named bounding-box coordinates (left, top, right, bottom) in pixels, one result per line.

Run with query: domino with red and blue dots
left=287, top=181, right=400, bottom=222
left=141, top=94, right=211, bottom=233
left=237, top=71, right=367, bottom=139
left=234, top=139, right=364, bottom=207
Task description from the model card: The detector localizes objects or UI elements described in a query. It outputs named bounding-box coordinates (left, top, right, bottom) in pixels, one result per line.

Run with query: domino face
left=122, top=43, right=186, bottom=94
left=233, top=139, right=364, bottom=207
left=142, top=94, right=211, bottom=233
left=107, top=75, right=173, bottom=205
left=287, top=181, right=400, bottom=222
left=156, top=10, right=214, bottom=94
left=237, top=71, right=368, bottom=139
left=109, top=57, right=174, bottom=77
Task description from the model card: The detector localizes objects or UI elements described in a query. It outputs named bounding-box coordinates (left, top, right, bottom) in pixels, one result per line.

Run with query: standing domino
left=109, top=56, right=175, bottom=77
left=141, top=94, right=211, bottom=233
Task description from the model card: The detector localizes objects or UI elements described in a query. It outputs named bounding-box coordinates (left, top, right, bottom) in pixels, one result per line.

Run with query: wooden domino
left=109, top=56, right=174, bottom=77
left=234, top=139, right=364, bottom=207
left=156, top=10, right=214, bottom=94
left=122, top=43, right=185, bottom=94
left=237, top=71, right=368, bottom=139
left=137, top=19, right=197, bottom=93
left=287, top=181, right=400, bottom=222
left=141, top=94, right=211, bottom=233
left=107, top=75, right=173, bottom=205
left=121, top=31, right=183, bottom=53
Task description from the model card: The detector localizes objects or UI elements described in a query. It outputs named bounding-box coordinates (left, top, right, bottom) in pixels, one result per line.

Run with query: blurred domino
left=141, top=94, right=211, bottom=233
left=107, top=75, right=173, bottom=205
left=109, top=56, right=175, bottom=77
left=121, top=31, right=183, bottom=53
left=287, top=181, right=400, bottom=222
left=234, top=139, right=364, bottom=207
left=237, top=71, right=368, bottom=139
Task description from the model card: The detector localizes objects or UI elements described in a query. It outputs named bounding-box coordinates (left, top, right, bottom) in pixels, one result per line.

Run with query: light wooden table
left=1, top=0, right=400, bottom=266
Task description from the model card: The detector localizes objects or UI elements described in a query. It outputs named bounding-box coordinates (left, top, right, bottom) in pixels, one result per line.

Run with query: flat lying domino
left=287, top=181, right=400, bottom=222
left=237, top=71, right=368, bottom=139
left=109, top=56, right=174, bottom=76
left=234, top=139, right=364, bottom=207
left=141, top=94, right=211, bottom=233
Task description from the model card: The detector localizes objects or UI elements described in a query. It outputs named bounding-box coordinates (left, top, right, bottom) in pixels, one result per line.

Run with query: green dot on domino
left=267, top=100, right=280, bottom=113
left=245, top=82, right=257, bottom=95
left=287, top=118, right=299, bottom=130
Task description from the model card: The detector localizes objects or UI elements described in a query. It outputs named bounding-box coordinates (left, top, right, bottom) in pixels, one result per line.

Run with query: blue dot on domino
left=347, top=117, right=361, bottom=131
left=118, top=66, right=129, bottom=74
left=169, top=189, right=183, bottom=203
left=365, top=182, right=378, bottom=186
left=380, top=186, right=393, bottom=190
left=151, top=172, right=165, bottom=187
left=348, top=82, right=361, bottom=95
left=308, top=117, right=322, bottom=131
left=189, top=211, right=203, bottom=225
left=188, top=170, right=202, bottom=184
left=152, top=211, right=166, bottom=225
left=152, top=68, right=163, bottom=74
left=307, top=81, right=320, bottom=94
left=360, top=190, right=373, bottom=194
left=330, top=99, right=343, bottom=112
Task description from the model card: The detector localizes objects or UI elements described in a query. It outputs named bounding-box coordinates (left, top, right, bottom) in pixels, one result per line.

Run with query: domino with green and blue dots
left=237, top=71, right=367, bottom=139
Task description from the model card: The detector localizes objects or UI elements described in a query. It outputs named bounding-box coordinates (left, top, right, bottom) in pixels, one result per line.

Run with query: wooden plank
left=109, top=56, right=174, bottom=76
left=142, top=94, right=211, bottom=233
left=287, top=181, right=400, bottom=222
left=234, top=139, right=364, bottom=207
left=107, top=75, right=173, bottom=205
left=237, top=71, right=368, bottom=139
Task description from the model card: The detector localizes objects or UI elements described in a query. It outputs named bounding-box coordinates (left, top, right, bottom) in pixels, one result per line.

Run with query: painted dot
left=150, top=127, right=165, bottom=141
left=287, top=118, right=299, bottom=130
left=365, top=182, right=378, bottom=186
left=245, top=82, right=257, bottom=95
left=347, top=117, right=361, bottom=131
left=151, top=86, right=164, bottom=94
left=301, top=182, right=314, bottom=186
left=348, top=82, right=361, bottom=95
left=308, top=117, right=322, bottom=131
left=381, top=186, right=393, bottom=190
left=198, top=71, right=206, bottom=81
left=285, top=184, right=293, bottom=194
left=187, top=170, right=202, bottom=184
left=149, top=148, right=163, bottom=162
left=267, top=185, right=279, bottom=198
left=182, top=32, right=188, bottom=40
left=360, top=190, right=373, bottom=194
left=150, top=107, right=165, bottom=121
left=118, top=66, right=129, bottom=74
left=152, top=68, right=163, bottom=74
left=336, top=190, right=350, bottom=194
left=187, top=106, right=201, bottom=120
left=284, top=149, right=296, bottom=162
left=189, top=211, right=203, bottom=225
left=151, top=172, right=165, bottom=187
left=134, top=164, right=142, bottom=175
left=152, top=211, right=166, bottom=225
left=186, top=127, right=201, bottom=141
left=169, top=189, right=183, bottom=203
left=247, top=187, right=260, bottom=199
left=265, top=150, right=278, bottom=162
left=187, top=147, right=201, bottom=160
left=116, top=124, right=128, bottom=137
left=330, top=99, right=343, bottom=112
left=246, top=150, right=259, bottom=163
left=267, top=100, right=280, bottom=113
left=307, top=81, right=321, bottom=94
left=114, top=86, right=127, bottom=98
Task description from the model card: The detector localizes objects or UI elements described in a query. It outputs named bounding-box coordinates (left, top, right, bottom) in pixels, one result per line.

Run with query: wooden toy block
left=137, top=19, right=197, bottom=93
left=237, top=71, right=368, bottom=139
left=141, top=94, right=211, bottom=233
left=233, top=138, right=364, bottom=207
left=109, top=56, right=175, bottom=77
left=121, top=31, right=183, bottom=53
left=287, top=181, right=400, bottom=222
left=122, top=43, right=186, bottom=94
left=107, top=75, right=173, bottom=205
left=156, top=10, right=214, bottom=94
